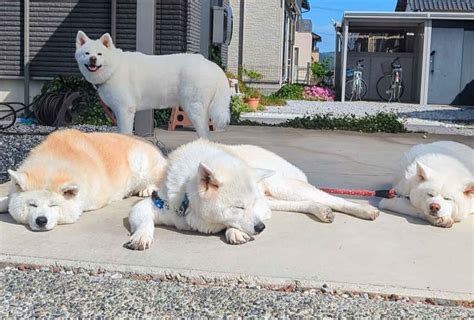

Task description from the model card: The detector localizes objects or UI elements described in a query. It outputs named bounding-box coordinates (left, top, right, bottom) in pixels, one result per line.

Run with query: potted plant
left=240, top=69, right=263, bottom=111
left=245, top=87, right=262, bottom=111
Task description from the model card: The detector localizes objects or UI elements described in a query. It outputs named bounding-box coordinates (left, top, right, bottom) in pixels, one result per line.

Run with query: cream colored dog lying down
left=379, top=141, right=473, bottom=228
left=127, top=139, right=380, bottom=249
left=0, top=129, right=166, bottom=231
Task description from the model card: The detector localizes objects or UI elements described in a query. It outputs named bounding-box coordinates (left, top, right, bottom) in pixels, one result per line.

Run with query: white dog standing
left=74, top=31, right=230, bottom=138
left=379, top=141, right=473, bottom=227
left=127, top=140, right=380, bottom=249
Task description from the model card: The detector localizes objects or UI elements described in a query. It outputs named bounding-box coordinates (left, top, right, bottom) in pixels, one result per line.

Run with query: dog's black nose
left=254, top=222, right=266, bottom=233
left=89, top=56, right=97, bottom=65
left=36, top=216, right=48, bottom=227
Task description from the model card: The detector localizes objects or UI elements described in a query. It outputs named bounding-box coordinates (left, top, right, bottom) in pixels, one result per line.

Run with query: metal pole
left=24, top=0, right=30, bottom=105
left=134, top=0, right=156, bottom=137
left=341, top=22, right=349, bottom=102
left=111, top=0, right=117, bottom=40
left=420, top=19, right=432, bottom=105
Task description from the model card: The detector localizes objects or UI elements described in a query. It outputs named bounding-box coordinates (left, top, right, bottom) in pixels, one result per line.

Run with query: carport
left=335, top=12, right=474, bottom=105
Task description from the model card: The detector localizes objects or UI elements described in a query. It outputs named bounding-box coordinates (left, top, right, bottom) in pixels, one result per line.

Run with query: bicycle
left=376, top=57, right=404, bottom=102
left=345, top=59, right=367, bottom=101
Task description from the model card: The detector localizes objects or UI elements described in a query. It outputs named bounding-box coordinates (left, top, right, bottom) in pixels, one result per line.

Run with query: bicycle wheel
left=359, top=79, right=368, bottom=100
left=393, top=81, right=404, bottom=101
left=345, top=79, right=355, bottom=100
left=376, top=75, right=392, bottom=102
left=345, top=79, right=368, bottom=101
left=0, top=103, right=17, bottom=130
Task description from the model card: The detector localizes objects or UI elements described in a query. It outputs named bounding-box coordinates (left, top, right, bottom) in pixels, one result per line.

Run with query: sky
left=302, top=0, right=398, bottom=53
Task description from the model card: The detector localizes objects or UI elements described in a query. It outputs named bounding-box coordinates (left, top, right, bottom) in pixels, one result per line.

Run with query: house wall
left=227, top=0, right=284, bottom=84
left=294, top=32, right=312, bottom=66
left=294, top=31, right=312, bottom=82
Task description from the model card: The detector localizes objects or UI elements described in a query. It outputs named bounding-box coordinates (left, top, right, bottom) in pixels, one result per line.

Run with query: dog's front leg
left=115, top=107, right=136, bottom=134
left=127, top=198, right=156, bottom=250
left=225, top=228, right=252, bottom=245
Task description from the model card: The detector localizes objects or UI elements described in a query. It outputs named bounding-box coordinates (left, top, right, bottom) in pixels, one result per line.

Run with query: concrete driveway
left=0, top=127, right=472, bottom=300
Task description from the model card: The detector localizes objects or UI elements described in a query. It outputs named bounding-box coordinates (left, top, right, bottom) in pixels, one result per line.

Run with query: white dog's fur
left=74, top=31, right=230, bottom=138
left=1, top=129, right=166, bottom=231
left=127, top=139, right=380, bottom=249
left=379, top=141, right=473, bottom=227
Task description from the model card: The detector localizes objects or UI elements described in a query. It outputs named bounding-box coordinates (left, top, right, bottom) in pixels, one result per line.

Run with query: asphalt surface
left=1, top=267, right=472, bottom=318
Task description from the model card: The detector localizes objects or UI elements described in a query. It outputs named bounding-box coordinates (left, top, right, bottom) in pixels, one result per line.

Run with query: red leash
left=319, top=188, right=397, bottom=199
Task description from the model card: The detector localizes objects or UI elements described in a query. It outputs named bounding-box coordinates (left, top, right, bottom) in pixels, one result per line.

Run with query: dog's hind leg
left=264, top=177, right=379, bottom=221
left=268, top=199, right=335, bottom=223
left=182, top=102, right=210, bottom=139
left=127, top=198, right=156, bottom=250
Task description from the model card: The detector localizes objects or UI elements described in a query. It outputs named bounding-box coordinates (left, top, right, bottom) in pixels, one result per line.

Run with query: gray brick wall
left=228, top=0, right=284, bottom=82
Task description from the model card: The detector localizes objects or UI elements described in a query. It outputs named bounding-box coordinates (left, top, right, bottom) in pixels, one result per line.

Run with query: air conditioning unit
left=212, top=5, right=233, bottom=45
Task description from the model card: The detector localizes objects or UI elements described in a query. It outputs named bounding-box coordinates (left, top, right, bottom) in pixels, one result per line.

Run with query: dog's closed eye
left=28, top=203, right=38, bottom=208
left=233, top=206, right=245, bottom=210
left=49, top=203, right=58, bottom=207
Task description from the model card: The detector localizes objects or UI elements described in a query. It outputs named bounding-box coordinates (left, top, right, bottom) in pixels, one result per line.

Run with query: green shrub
left=230, top=95, right=253, bottom=124
left=260, top=95, right=286, bottom=106
left=36, top=75, right=112, bottom=126
left=154, top=109, right=172, bottom=127
left=242, top=68, right=263, bottom=81
left=271, top=84, right=304, bottom=100
left=281, top=113, right=406, bottom=133
left=232, top=112, right=406, bottom=133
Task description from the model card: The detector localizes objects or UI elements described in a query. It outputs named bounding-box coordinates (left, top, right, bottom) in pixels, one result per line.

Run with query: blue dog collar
left=151, top=191, right=189, bottom=216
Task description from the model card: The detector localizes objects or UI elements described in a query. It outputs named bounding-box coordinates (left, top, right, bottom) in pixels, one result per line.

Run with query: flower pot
left=246, top=97, right=260, bottom=111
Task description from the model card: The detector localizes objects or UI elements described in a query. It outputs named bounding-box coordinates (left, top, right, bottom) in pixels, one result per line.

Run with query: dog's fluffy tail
left=209, top=75, right=231, bottom=131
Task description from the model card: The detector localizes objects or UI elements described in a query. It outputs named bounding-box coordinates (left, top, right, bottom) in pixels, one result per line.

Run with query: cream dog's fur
left=379, top=141, right=473, bottom=227
left=74, top=31, right=230, bottom=138
left=127, top=139, right=380, bottom=249
left=0, top=129, right=166, bottom=231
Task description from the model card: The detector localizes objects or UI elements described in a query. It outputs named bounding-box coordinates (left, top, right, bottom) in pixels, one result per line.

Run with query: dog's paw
left=126, top=229, right=154, bottom=250
left=430, top=216, right=454, bottom=228
left=138, top=185, right=158, bottom=198
left=317, top=206, right=335, bottom=223
left=361, top=204, right=380, bottom=220
left=225, top=228, right=252, bottom=245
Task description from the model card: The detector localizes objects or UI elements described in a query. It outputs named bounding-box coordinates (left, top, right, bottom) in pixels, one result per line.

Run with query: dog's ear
left=464, top=181, right=474, bottom=197
left=76, top=30, right=89, bottom=48
left=198, top=162, right=221, bottom=191
left=8, top=170, right=28, bottom=191
left=99, top=33, right=114, bottom=48
left=254, top=168, right=275, bottom=182
left=415, top=161, right=432, bottom=181
left=61, top=184, right=79, bottom=199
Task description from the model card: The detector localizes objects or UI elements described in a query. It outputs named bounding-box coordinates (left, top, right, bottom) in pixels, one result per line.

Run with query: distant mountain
left=319, top=52, right=335, bottom=70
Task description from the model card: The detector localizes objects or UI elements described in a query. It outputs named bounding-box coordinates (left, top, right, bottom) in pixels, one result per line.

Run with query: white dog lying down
left=127, top=139, right=380, bottom=249
left=0, top=129, right=166, bottom=231
left=379, top=141, right=473, bottom=228
left=74, top=31, right=230, bottom=138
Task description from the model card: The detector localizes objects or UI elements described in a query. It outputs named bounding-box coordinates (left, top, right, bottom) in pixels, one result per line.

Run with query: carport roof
left=343, top=11, right=474, bottom=24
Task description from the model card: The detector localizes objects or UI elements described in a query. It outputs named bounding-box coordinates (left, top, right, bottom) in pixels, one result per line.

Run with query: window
left=348, top=30, right=415, bottom=53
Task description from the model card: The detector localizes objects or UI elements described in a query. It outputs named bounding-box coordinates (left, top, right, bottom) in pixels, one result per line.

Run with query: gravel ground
left=0, top=124, right=168, bottom=184
left=1, top=267, right=472, bottom=318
